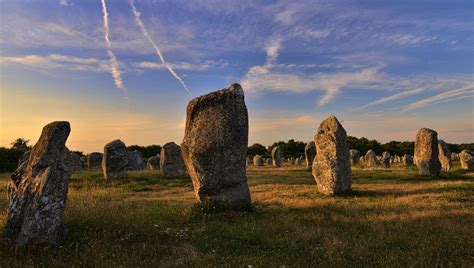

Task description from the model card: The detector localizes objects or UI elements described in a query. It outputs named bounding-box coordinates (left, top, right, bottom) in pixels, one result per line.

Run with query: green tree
left=10, top=138, right=30, bottom=151
left=247, top=143, right=268, bottom=158
left=268, top=139, right=306, bottom=159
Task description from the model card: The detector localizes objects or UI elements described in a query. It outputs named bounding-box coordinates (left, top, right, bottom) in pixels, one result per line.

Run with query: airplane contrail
left=101, top=0, right=125, bottom=91
left=130, top=0, right=191, bottom=94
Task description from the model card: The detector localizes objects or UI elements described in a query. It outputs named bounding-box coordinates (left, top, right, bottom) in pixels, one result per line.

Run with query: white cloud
left=58, top=0, right=71, bottom=6
left=134, top=60, right=226, bottom=71
left=400, top=85, right=474, bottom=111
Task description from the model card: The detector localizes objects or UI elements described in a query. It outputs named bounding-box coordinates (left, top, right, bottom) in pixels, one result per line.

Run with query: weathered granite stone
left=382, top=151, right=391, bottom=168
left=160, top=142, right=186, bottom=176
left=181, top=84, right=251, bottom=209
left=126, top=150, right=146, bottom=170
left=459, top=150, right=474, bottom=170
left=312, top=116, right=351, bottom=195
left=349, top=149, right=360, bottom=167
left=414, top=128, right=441, bottom=176
left=438, top=140, right=452, bottom=173
left=6, top=121, right=70, bottom=247
left=65, top=151, right=83, bottom=177
left=266, top=158, right=272, bottom=165
left=246, top=157, right=252, bottom=166
left=102, top=139, right=129, bottom=179
left=305, top=141, right=316, bottom=170
left=87, top=152, right=103, bottom=169
left=402, top=154, right=414, bottom=166
left=451, top=152, right=459, bottom=161
left=253, top=155, right=264, bottom=166
left=147, top=155, right=160, bottom=170
left=272, top=146, right=282, bottom=167
left=364, top=150, right=378, bottom=168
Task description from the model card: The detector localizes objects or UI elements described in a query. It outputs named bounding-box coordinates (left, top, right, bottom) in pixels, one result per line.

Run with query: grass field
left=0, top=162, right=473, bottom=267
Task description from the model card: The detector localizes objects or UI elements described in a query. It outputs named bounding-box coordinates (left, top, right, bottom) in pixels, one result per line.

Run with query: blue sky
left=0, top=0, right=473, bottom=152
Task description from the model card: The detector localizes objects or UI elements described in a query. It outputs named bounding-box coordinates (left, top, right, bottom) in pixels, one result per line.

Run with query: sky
left=0, top=0, right=473, bottom=153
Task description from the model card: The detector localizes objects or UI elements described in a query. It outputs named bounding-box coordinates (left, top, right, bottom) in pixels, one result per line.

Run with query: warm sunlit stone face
left=0, top=0, right=472, bottom=153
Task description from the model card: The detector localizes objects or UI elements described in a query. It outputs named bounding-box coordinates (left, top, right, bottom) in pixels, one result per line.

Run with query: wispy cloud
left=101, top=0, right=125, bottom=91
left=400, top=85, right=474, bottom=111
left=1, top=54, right=111, bottom=72
left=130, top=0, right=191, bottom=94
left=357, top=87, right=426, bottom=110
left=58, top=0, right=71, bottom=6
left=134, top=60, right=227, bottom=71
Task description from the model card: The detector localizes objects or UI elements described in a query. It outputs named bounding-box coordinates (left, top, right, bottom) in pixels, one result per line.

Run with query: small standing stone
left=349, top=149, right=360, bottom=167
left=126, top=150, right=146, bottom=170
left=459, top=150, right=474, bottom=170
left=304, top=141, right=317, bottom=170
left=102, top=139, right=129, bottom=179
left=414, top=128, right=441, bottom=176
left=253, top=155, right=264, bottom=166
left=382, top=151, right=391, bottom=168
left=271, top=146, right=282, bottom=167
left=402, top=154, right=414, bottom=166
left=65, top=151, right=83, bottom=177
left=438, top=140, right=452, bottom=173
left=364, top=150, right=378, bottom=168
left=87, top=152, right=103, bottom=169
left=312, top=116, right=351, bottom=195
left=147, top=155, right=160, bottom=170
left=246, top=157, right=252, bottom=166
left=6, top=121, right=70, bottom=247
left=160, top=142, right=187, bottom=176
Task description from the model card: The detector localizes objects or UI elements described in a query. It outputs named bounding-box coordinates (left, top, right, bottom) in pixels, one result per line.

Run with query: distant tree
left=268, top=139, right=306, bottom=158
left=71, top=151, right=85, bottom=157
left=127, top=145, right=161, bottom=159
left=10, top=138, right=30, bottom=151
left=247, top=143, right=268, bottom=158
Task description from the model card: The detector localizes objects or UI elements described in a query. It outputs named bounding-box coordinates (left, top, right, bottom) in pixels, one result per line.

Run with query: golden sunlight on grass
left=0, top=163, right=472, bottom=266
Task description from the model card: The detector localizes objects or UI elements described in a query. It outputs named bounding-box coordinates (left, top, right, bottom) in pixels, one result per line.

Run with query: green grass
left=0, top=162, right=473, bottom=267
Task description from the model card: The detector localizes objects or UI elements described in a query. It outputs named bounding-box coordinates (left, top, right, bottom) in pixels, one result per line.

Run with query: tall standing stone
left=160, top=142, right=186, bottom=176
left=102, top=139, right=129, bottom=179
left=312, top=116, right=351, bottom=195
left=364, top=150, right=378, bottom=168
left=87, top=152, right=103, bottom=169
left=349, top=149, right=360, bottom=167
left=414, top=128, right=441, bottom=176
left=459, top=150, right=474, bottom=170
left=181, top=84, right=251, bottom=209
left=438, top=140, right=452, bottom=173
left=253, top=155, right=264, bottom=166
left=6, top=121, right=70, bottom=247
left=271, top=146, right=282, bottom=167
left=305, top=141, right=316, bottom=170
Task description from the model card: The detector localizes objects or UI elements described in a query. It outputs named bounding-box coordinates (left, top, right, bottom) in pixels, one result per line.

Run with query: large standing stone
left=438, top=140, right=452, bottom=173
left=181, top=84, right=251, bottom=209
left=364, top=150, right=378, bottom=168
left=312, top=116, right=351, bottom=195
left=402, top=154, right=414, bottom=166
left=305, top=141, right=316, bottom=170
left=102, top=139, right=129, bottom=179
left=349, top=149, right=360, bottom=167
left=6, top=121, right=70, bottom=247
left=382, top=151, right=391, bottom=168
left=414, top=128, right=441, bottom=176
left=87, top=152, right=103, bottom=169
left=459, top=150, right=474, bottom=170
left=160, top=142, right=186, bottom=176
left=147, top=155, right=160, bottom=170
left=271, top=146, right=282, bottom=167
left=126, top=150, right=146, bottom=170
left=253, top=155, right=264, bottom=166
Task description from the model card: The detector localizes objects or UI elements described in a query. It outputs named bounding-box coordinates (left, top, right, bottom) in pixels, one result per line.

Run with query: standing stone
left=305, top=141, right=316, bottom=170
left=6, top=121, right=70, bottom=247
left=312, top=116, right=351, bottom=195
left=382, top=151, right=391, bottom=168
left=349, top=149, right=360, bottom=167
left=265, top=158, right=272, bottom=165
left=147, top=155, right=160, bottom=170
left=246, top=157, right=252, bottom=166
left=272, top=147, right=282, bottom=167
left=438, top=140, right=452, bottom=173
left=87, top=152, right=103, bottom=169
left=160, top=142, right=186, bottom=176
left=65, top=151, right=83, bottom=177
left=253, top=155, right=264, bottom=166
left=181, top=83, right=251, bottom=209
left=126, top=150, right=146, bottom=170
left=102, top=139, right=129, bottom=179
left=364, top=150, right=378, bottom=168
left=414, top=128, right=441, bottom=176
left=359, top=156, right=365, bottom=165
left=451, top=152, right=459, bottom=161
left=459, top=150, right=474, bottom=170
left=402, top=154, right=414, bottom=166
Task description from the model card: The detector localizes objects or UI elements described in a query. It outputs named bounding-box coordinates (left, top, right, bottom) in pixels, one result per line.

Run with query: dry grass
left=0, top=162, right=472, bottom=267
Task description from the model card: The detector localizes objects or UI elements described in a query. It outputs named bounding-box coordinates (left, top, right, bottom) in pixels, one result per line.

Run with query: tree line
left=1, top=137, right=472, bottom=172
